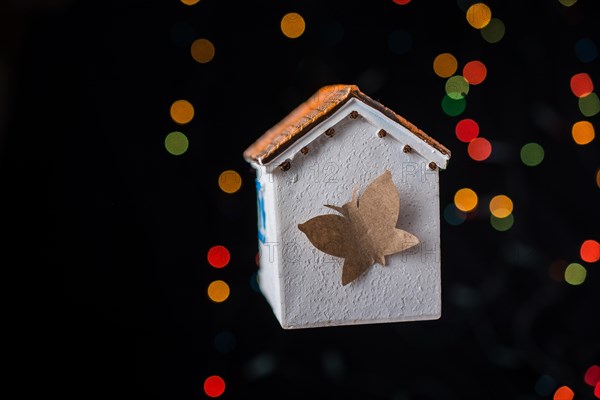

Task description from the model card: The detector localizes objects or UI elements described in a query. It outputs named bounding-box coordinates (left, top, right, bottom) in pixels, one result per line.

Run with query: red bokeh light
left=208, top=245, right=230, bottom=268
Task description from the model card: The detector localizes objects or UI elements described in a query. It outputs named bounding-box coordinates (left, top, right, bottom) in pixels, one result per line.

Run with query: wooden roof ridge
left=243, top=84, right=451, bottom=165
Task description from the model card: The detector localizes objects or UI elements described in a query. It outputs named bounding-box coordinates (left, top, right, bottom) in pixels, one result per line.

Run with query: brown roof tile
left=243, top=84, right=451, bottom=165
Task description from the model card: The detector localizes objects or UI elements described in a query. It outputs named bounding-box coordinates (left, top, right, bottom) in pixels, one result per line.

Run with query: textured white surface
left=253, top=101, right=447, bottom=329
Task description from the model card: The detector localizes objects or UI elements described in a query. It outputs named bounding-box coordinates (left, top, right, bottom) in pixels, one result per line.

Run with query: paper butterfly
left=298, top=170, right=419, bottom=285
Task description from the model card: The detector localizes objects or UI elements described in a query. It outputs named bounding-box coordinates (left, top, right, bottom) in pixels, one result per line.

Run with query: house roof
left=243, top=84, right=451, bottom=166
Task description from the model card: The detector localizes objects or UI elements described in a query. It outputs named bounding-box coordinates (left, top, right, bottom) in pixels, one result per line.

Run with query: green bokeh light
left=564, top=263, right=586, bottom=285
left=520, top=142, right=544, bottom=166
left=481, top=18, right=506, bottom=44
left=490, top=213, right=514, bottom=231
left=442, top=95, right=466, bottom=116
left=165, top=131, right=189, bottom=155
left=578, top=92, right=600, bottom=117
left=445, top=75, right=470, bottom=100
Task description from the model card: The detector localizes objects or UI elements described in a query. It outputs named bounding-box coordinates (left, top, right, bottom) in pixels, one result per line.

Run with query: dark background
left=1, top=0, right=598, bottom=399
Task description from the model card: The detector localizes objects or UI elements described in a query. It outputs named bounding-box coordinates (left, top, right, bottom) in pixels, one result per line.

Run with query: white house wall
left=269, top=101, right=442, bottom=328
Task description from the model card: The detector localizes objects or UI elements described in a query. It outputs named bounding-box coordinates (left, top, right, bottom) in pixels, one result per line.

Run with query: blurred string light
left=455, top=118, right=479, bottom=142
left=250, top=271, right=260, bottom=293
left=180, top=0, right=200, bottom=5
left=444, top=203, right=467, bottom=226
left=481, top=18, right=505, bottom=43
left=454, top=188, right=478, bottom=212
left=554, top=386, right=574, bottom=400
left=571, top=121, right=595, bottom=145
left=445, top=75, right=470, bottom=99
left=433, top=53, right=457, bottom=78
left=281, top=12, right=305, bottom=39
left=191, top=38, right=215, bottom=63
left=442, top=95, right=466, bottom=116
left=558, top=0, right=578, bottom=6
left=575, top=37, right=598, bottom=63
left=490, top=213, right=514, bottom=231
left=489, top=195, right=513, bottom=218
left=535, top=374, right=557, bottom=397
left=466, top=3, right=492, bottom=29
left=586, top=365, right=600, bottom=387
left=170, top=99, right=195, bottom=124
left=392, top=0, right=412, bottom=5
left=218, top=170, right=242, bottom=194
left=564, top=263, right=586, bottom=285
left=468, top=137, right=492, bottom=161
left=208, top=245, right=230, bottom=268
left=570, top=73, right=594, bottom=98
left=597, top=169, right=600, bottom=188
left=580, top=239, right=600, bottom=263
left=595, top=383, right=600, bottom=399
left=204, top=375, right=226, bottom=398
left=520, top=142, right=544, bottom=166
left=208, top=280, right=230, bottom=302
left=463, top=60, right=487, bottom=85
left=164, top=131, right=189, bottom=155
left=579, top=92, right=600, bottom=117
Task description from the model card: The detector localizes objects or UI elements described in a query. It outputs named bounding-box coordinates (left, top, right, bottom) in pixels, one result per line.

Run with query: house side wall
left=253, top=165, right=283, bottom=323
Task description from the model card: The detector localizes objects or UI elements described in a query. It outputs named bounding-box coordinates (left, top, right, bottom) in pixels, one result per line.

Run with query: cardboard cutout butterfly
left=298, top=170, right=419, bottom=286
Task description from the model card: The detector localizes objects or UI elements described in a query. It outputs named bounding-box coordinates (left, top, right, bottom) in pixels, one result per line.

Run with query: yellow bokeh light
left=489, top=195, right=513, bottom=218
left=597, top=169, right=600, bottom=188
left=170, top=99, right=195, bottom=125
left=281, top=12, right=306, bottom=39
left=564, top=263, right=586, bottom=285
left=466, top=3, right=492, bottom=29
left=433, top=53, right=458, bottom=78
left=191, top=38, right=215, bottom=63
left=558, top=0, right=577, bottom=6
left=571, top=120, right=595, bottom=145
left=208, top=280, right=230, bottom=303
left=218, top=170, right=242, bottom=194
left=180, top=0, right=200, bottom=5
left=454, top=188, right=478, bottom=212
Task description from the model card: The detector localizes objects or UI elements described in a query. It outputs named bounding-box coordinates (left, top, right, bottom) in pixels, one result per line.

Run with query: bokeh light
left=433, top=53, right=458, bottom=78
left=575, top=37, right=598, bottom=63
left=564, top=263, right=586, bottom=285
left=585, top=365, right=600, bottom=386
left=170, top=99, right=195, bottom=124
left=250, top=271, right=260, bottom=293
left=481, top=18, right=505, bottom=43
left=208, top=245, right=230, bottom=268
left=445, top=75, right=470, bottom=99
left=208, top=280, right=230, bottom=303
left=579, top=92, right=600, bottom=117
left=191, top=38, right=215, bottom=63
left=570, top=73, right=594, bottom=98
left=164, top=131, right=189, bottom=155
left=535, top=374, right=557, bottom=396
left=520, top=143, right=544, bottom=166
left=558, top=0, right=577, bottom=6
left=442, top=95, right=466, bottom=116
left=455, top=118, right=479, bottom=142
left=281, top=12, right=305, bottom=39
left=218, top=170, right=242, bottom=194
left=444, top=203, right=467, bottom=226
left=392, top=0, right=412, bottom=4
left=204, top=375, right=226, bottom=398
left=580, top=239, right=600, bottom=263
left=489, top=195, right=513, bottom=218
left=468, top=137, right=492, bottom=161
left=571, top=121, right=595, bottom=145
left=463, top=60, right=487, bottom=85
left=597, top=169, right=600, bottom=189
left=595, top=382, right=600, bottom=398
left=466, top=3, right=492, bottom=29
left=180, top=0, right=200, bottom=5
left=454, top=188, right=478, bottom=212
left=490, top=214, right=514, bottom=231
left=554, top=386, right=574, bottom=400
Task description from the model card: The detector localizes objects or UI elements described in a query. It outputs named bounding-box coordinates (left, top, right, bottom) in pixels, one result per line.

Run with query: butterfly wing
left=355, top=170, right=399, bottom=229
left=383, top=228, right=419, bottom=256
left=298, top=214, right=352, bottom=258
left=341, top=255, right=373, bottom=286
